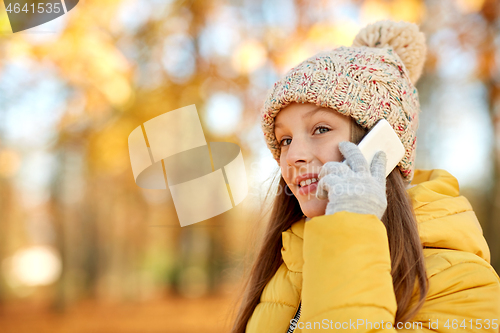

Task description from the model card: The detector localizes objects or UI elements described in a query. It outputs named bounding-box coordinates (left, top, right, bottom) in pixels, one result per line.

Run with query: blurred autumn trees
left=0, top=0, right=498, bottom=320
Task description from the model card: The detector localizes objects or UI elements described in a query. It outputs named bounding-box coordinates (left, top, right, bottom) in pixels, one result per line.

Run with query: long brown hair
left=229, top=118, right=429, bottom=332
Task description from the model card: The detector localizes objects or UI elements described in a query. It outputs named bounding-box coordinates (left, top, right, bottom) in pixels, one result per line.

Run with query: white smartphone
left=344, top=118, right=405, bottom=178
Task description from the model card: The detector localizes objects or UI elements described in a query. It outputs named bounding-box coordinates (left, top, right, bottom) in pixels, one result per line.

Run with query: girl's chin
left=298, top=197, right=327, bottom=217
left=296, top=192, right=321, bottom=203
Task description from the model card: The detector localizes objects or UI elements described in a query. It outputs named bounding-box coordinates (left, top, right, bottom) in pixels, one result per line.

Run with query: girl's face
left=274, top=102, right=352, bottom=218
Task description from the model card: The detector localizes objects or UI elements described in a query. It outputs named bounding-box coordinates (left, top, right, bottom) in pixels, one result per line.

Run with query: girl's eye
left=280, top=138, right=292, bottom=147
left=315, top=126, right=331, bottom=135
left=279, top=126, right=331, bottom=147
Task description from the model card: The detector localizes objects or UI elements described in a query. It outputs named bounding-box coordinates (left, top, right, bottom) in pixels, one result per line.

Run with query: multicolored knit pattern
left=260, top=20, right=426, bottom=184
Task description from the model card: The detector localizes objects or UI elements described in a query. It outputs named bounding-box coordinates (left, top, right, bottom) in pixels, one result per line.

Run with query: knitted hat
left=260, top=20, right=427, bottom=184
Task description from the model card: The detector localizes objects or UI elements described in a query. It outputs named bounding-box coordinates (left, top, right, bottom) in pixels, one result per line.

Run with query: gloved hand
left=315, top=141, right=388, bottom=220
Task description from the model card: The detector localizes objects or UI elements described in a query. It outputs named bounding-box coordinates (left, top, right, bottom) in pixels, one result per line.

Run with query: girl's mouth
left=298, top=181, right=318, bottom=196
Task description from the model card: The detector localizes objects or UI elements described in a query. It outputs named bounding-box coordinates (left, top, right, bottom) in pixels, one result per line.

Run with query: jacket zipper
left=286, top=301, right=301, bottom=333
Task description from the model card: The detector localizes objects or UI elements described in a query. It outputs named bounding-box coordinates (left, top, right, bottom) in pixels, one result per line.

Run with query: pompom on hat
left=260, top=19, right=427, bottom=184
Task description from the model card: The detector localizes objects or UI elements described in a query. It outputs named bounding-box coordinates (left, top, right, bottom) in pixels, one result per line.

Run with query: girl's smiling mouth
left=298, top=181, right=318, bottom=196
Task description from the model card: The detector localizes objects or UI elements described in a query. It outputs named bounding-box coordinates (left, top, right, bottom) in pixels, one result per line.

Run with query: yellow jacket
left=246, top=169, right=500, bottom=332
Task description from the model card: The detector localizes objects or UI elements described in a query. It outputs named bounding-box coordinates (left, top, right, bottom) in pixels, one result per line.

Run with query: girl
left=231, top=20, right=500, bottom=332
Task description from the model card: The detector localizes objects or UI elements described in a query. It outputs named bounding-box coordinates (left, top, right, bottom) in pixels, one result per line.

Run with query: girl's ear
left=350, top=118, right=368, bottom=144
left=350, top=119, right=354, bottom=143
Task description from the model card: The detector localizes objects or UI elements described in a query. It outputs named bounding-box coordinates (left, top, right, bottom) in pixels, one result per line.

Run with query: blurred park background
left=0, top=0, right=499, bottom=332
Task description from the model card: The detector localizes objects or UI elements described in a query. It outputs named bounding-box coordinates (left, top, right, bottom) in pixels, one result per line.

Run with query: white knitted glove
left=315, top=141, right=388, bottom=220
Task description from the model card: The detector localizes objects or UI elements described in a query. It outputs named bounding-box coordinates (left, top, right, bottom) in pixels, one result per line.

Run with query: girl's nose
left=286, top=140, right=312, bottom=166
